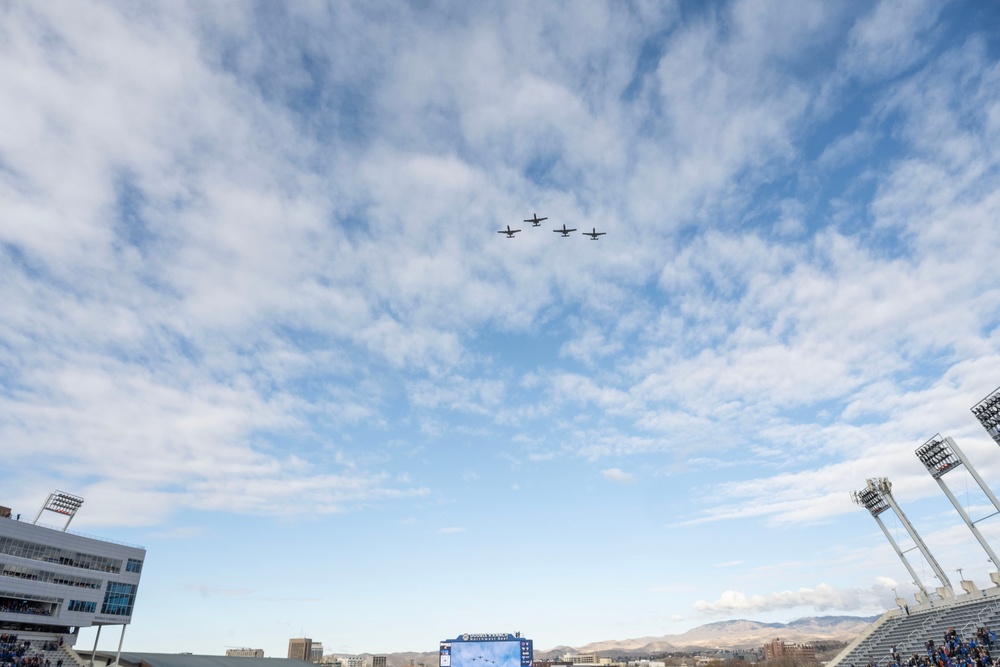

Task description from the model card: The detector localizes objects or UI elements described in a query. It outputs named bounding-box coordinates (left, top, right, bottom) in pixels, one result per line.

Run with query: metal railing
left=34, top=522, right=145, bottom=550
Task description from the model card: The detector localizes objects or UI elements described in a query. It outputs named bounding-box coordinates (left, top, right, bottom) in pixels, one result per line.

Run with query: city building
left=763, top=638, right=816, bottom=664
left=370, top=656, right=388, bottom=667
left=289, top=638, right=315, bottom=662
left=0, top=491, right=146, bottom=664
left=311, top=643, right=325, bottom=663
left=228, top=648, right=266, bottom=658
left=562, top=656, right=612, bottom=666
left=690, top=649, right=758, bottom=664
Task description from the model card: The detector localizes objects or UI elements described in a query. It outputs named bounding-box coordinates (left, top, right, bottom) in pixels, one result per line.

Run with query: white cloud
left=4, top=0, right=1000, bottom=656
left=840, top=0, right=945, bottom=82
left=183, top=585, right=254, bottom=598
left=601, top=468, right=636, bottom=484
left=694, top=580, right=896, bottom=615
left=1, top=0, right=999, bottom=549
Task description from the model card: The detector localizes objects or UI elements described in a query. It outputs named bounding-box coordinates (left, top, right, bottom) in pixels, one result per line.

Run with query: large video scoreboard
left=440, top=633, right=533, bottom=667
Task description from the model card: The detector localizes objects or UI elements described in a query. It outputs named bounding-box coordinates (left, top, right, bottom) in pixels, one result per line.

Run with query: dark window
left=101, top=582, right=137, bottom=616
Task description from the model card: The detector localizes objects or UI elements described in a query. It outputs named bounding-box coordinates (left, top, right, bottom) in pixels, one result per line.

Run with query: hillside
left=572, top=616, right=877, bottom=653
left=382, top=615, right=877, bottom=665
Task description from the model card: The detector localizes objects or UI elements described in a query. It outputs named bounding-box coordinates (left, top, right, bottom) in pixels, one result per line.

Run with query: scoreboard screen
left=440, top=633, right=533, bottom=667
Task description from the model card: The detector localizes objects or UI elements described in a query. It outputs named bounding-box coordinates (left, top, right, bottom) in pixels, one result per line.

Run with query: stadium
left=827, top=385, right=1000, bottom=667
left=3, top=385, right=1000, bottom=667
left=0, top=493, right=307, bottom=667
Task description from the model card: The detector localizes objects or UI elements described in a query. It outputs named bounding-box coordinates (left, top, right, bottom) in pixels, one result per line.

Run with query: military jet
left=552, top=224, right=577, bottom=237
left=498, top=225, right=521, bottom=238
left=583, top=227, right=606, bottom=240
left=524, top=213, right=548, bottom=227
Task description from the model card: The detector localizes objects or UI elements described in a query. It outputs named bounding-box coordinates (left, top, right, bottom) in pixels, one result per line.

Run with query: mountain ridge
left=378, top=615, right=878, bottom=664
left=568, top=615, right=877, bottom=654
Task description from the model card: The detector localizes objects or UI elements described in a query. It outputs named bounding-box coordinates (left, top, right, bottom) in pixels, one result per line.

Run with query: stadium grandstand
left=830, top=385, right=1000, bottom=667
left=1, top=495, right=331, bottom=667
left=1, top=491, right=147, bottom=667
left=6, top=386, right=1000, bottom=667
left=826, top=588, right=1000, bottom=667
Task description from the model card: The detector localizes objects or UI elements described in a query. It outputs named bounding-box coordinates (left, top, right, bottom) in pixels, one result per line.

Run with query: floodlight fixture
left=851, top=478, right=889, bottom=516
left=915, top=434, right=961, bottom=479
left=32, top=490, right=84, bottom=531
left=915, top=434, right=1000, bottom=572
left=972, top=385, right=1000, bottom=446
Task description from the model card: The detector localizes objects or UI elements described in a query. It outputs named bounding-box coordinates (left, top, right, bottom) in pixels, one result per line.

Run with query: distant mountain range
left=381, top=616, right=878, bottom=665
left=554, top=616, right=879, bottom=655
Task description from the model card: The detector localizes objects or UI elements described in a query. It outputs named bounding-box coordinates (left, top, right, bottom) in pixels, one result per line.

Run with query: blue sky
left=3, top=0, right=1000, bottom=658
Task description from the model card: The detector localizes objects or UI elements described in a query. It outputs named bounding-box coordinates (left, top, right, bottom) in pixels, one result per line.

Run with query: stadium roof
left=86, top=652, right=310, bottom=667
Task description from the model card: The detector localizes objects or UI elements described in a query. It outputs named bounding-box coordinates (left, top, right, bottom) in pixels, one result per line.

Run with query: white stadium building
left=1, top=491, right=145, bottom=665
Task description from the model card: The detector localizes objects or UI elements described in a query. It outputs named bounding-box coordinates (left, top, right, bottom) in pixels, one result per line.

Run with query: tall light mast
left=32, top=490, right=84, bottom=531
left=916, top=434, right=1000, bottom=587
left=852, top=477, right=954, bottom=602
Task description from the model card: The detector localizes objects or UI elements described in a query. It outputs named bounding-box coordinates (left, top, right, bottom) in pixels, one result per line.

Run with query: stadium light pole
left=873, top=477, right=955, bottom=597
left=972, top=386, right=1000, bottom=446
left=852, top=479, right=932, bottom=603
left=32, top=490, right=84, bottom=531
left=915, top=434, right=1000, bottom=585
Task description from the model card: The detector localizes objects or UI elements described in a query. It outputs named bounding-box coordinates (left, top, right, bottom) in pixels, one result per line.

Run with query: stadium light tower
left=32, top=490, right=84, bottom=531
left=916, top=434, right=1000, bottom=587
left=852, top=477, right=954, bottom=602
left=972, top=386, right=1000, bottom=446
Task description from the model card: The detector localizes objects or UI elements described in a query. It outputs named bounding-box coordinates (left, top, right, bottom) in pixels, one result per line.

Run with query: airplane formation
left=498, top=213, right=607, bottom=240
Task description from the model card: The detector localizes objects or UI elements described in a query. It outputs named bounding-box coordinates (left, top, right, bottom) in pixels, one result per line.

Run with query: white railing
left=33, top=522, right=145, bottom=550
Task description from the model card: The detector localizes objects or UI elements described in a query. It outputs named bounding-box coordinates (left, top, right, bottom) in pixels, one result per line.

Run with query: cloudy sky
left=3, top=0, right=1000, bottom=658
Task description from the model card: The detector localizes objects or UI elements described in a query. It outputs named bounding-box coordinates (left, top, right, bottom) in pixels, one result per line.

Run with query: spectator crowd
left=0, top=634, right=64, bottom=667
left=863, top=626, right=999, bottom=667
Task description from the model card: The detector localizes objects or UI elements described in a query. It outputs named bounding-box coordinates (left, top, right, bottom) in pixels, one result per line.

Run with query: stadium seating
left=829, top=590, right=1000, bottom=667
left=2, top=630, right=87, bottom=667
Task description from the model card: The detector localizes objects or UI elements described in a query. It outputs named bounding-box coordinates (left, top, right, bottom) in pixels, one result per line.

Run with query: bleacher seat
left=829, top=593, right=1000, bottom=667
